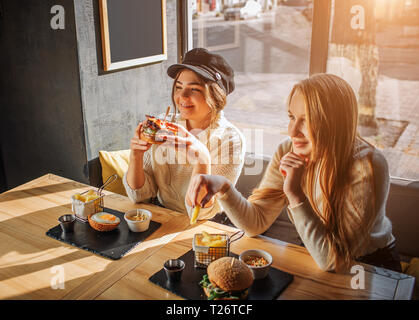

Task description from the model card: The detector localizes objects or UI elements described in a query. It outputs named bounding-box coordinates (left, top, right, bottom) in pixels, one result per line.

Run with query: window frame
left=177, top=0, right=193, bottom=62
left=309, top=0, right=332, bottom=75
left=179, top=0, right=332, bottom=71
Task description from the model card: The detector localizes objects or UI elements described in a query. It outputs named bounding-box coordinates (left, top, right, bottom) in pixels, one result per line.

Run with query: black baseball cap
left=167, top=48, right=235, bottom=95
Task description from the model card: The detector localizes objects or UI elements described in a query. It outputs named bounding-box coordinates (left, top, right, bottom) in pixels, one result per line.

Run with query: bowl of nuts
left=239, top=249, right=272, bottom=280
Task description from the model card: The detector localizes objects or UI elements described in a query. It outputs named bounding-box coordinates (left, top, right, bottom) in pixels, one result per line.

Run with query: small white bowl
left=239, top=249, right=273, bottom=280
left=124, top=209, right=152, bottom=232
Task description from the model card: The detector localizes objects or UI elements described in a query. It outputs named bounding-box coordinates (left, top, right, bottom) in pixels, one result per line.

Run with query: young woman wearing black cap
left=123, top=48, right=245, bottom=220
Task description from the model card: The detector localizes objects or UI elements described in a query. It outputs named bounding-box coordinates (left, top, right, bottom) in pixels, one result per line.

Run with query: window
left=326, top=0, right=419, bottom=180
left=186, top=0, right=419, bottom=180
left=190, top=0, right=313, bottom=157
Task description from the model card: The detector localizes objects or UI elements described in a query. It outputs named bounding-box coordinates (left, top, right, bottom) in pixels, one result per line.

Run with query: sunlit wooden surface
left=0, top=174, right=415, bottom=300
left=0, top=174, right=190, bottom=299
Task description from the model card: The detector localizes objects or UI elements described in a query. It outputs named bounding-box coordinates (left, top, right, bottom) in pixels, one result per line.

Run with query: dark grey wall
left=0, top=0, right=179, bottom=190
left=0, top=0, right=88, bottom=188
left=0, top=142, right=6, bottom=193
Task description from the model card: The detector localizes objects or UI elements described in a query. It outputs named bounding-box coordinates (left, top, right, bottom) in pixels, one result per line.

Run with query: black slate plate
left=149, top=250, right=293, bottom=300
left=46, top=207, right=161, bottom=260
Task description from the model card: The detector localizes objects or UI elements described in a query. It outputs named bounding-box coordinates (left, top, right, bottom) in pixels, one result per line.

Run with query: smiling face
left=287, top=90, right=312, bottom=156
left=173, top=69, right=212, bottom=124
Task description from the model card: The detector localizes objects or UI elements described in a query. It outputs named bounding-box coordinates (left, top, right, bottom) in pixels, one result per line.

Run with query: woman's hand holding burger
left=162, top=123, right=211, bottom=165
left=126, top=121, right=152, bottom=190
left=279, top=152, right=308, bottom=207
left=130, top=121, right=152, bottom=158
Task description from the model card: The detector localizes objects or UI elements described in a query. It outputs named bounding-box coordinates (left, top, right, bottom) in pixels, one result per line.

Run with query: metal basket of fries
left=192, top=230, right=244, bottom=268
left=70, top=174, right=117, bottom=222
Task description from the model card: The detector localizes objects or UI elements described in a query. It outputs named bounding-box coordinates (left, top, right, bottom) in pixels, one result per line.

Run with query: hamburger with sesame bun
left=199, top=257, right=254, bottom=300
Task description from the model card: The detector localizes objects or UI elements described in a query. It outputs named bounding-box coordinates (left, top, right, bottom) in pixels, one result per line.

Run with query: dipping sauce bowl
left=239, top=249, right=273, bottom=280
left=58, top=214, right=76, bottom=233
left=124, top=209, right=152, bottom=232
left=164, top=259, right=185, bottom=282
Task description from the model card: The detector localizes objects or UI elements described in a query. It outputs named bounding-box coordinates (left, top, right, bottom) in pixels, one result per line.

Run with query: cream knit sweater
left=218, top=138, right=395, bottom=271
left=123, top=111, right=245, bottom=220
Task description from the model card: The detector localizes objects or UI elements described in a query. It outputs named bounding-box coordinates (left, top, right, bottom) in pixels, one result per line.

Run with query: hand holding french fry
left=188, top=174, right=232, bottom=209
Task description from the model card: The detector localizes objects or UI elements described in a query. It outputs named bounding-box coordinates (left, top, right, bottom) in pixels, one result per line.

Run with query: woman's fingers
left=134, top=121, right=146, bottom=139
left=280, top=156, right=304, bottom=167
left=280, top=158, right=304, bottom=168
left=131, top=145, right=149, bottom=151
left=189, top=175, right=214, bottom=208
left=168, top=122, right=189, bottom=136
left=130, top=138, right=150, bottom=151
left=135, top=121, right=151, bottom=141
left=131, top=137, right=149, bottom=146
left=163, top=134, right=187, bottom=143
left=200, top=191, right=214, bottom=208
left=134, top=124, right=141, bottom=139
left=162, top=134, right=190, bottom=148
left=280, top=152, right=305, bottom=168
left=288, top=152, right=309, bottom=165
left=279, top=151, right=308, bottom=177
left=287, top=156, right=305, bottom=164
left=285, top=152, right=305, bottom=161
left=191, top=175, right=205, bottom=207
left=279, top=162, right=291, bottom=174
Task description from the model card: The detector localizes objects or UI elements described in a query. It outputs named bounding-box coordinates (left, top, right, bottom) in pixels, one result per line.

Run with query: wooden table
left=0, top=174, right=415, bottom=300
left=97, top=221, right=415, bottom=300
left=0, top=174, right=190, bottom=299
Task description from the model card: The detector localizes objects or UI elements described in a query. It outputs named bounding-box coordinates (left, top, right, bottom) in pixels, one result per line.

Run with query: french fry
left=196, top=232, right=227, bottom=247
left=190, top=205, right=201, bottom=225
left=85, top=194, right=100, bottom=202
left=74, top=190, right=100, bottom=203
left=194, top=232, right=228, bottom=265
left=209, top=239, right=226, bottom=247
left=86, top=190, right=96, bottom=196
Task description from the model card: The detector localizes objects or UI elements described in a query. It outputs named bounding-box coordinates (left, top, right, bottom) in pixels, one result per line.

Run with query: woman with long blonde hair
left=187, top=73, right=401, bottom=272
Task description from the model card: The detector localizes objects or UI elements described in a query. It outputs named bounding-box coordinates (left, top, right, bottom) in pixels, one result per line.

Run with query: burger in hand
left=199, top=257, right=254, bottom=300
left=140, top=115, right=178, bottom=145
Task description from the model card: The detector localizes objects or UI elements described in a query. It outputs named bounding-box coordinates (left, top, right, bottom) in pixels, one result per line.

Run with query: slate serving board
left=46, top=207, right=161, bottom=260
left=149, top=250, right=293, bottom=300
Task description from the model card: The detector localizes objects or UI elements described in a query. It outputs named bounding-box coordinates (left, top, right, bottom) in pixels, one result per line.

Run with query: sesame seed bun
left=207, top=257, right=254, bottom=293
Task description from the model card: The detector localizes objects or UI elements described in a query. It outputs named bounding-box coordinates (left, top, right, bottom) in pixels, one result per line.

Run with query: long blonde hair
left=249, top=73, right=376, bottom=272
